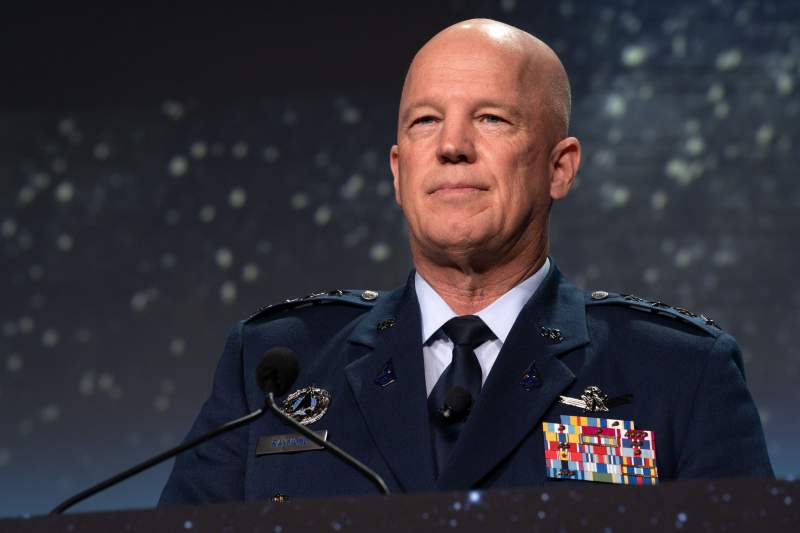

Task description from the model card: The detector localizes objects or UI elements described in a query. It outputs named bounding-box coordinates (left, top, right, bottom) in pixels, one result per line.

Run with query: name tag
left=256, top=430, right=328, bottom=455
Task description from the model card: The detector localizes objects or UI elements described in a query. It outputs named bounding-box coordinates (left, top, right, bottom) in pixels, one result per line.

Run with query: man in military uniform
left=160, top=19, right=772, bottom=503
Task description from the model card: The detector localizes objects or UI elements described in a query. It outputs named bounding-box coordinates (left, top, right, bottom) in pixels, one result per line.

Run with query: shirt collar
left=415, top=258, right=550, bottom=344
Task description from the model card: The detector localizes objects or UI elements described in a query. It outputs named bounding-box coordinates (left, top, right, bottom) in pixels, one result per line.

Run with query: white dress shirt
left=415, top=258, right=550, bottom=396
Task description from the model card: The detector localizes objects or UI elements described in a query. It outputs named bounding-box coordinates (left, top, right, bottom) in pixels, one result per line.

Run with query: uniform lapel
left=344, top=276, right=436, bottom=492
left=435, top=264, right=589, bottom=490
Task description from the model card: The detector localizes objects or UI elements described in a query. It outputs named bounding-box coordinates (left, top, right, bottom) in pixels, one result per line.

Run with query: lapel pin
left=376, top=318, right=396, bottom=332
left=559, top=385, right=633, bottom=412
left=282, top=385, right=331, bottom=425
left=519, top=361, right=542, bottom=390
left=540, top=327, right=564, bottom=343
left=374, top=359, right=396, bottom=387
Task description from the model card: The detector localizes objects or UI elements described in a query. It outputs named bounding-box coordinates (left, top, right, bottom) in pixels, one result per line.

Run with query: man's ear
left=549, top=136, right=581, bottom=200
left=390, top=144, right=402, bottom=205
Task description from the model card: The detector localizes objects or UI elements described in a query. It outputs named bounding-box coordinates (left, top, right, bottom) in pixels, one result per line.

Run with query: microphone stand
left=265, top=392, right=390, bottom=495
left=50, top=407, right=266, bottom=514
left=51, top=394, right=389, bottom=514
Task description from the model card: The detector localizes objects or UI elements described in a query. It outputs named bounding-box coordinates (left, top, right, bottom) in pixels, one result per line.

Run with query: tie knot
left=442, top=315, right=495, bottom=349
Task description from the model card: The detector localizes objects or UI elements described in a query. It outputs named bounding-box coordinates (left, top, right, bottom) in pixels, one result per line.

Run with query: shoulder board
left=585, top=290, right=722, bottom=336
left=246, top=289, right=381, bottom=322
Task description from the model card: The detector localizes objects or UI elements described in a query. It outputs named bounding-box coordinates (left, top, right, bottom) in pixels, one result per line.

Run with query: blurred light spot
left=263, top=145, right=280, bottom=162
left=370, top=243, right=391, bottom=262
left=716, top=49, right=742, bottom=71
left=651, top=190, right=668, bottom=210
left=621, top=45, right=647, bottom=67
left=170, top=338, right=186, bottom=356
left=685, top=136, right=705, bottom=156
left=18, top=316, right=34, bottom=334
left=0, top=449, right=10, bottom=467
left=242, top=263, right=259, bottom=283
left=714, top=102, right=730, bottom=119
left=314, top=205, right=332, bottom=226
left=153, top=395, right=170, bottom=412
left=1, top=219, right=18, bottom=238
left=500, top=0, right=516, bottom=13
left=93, top=143, right=110, bottom=160
left=291, top=193, right=309, bottom=210
left=32, top=172, right=50, bottom=190
left=232, top=141, right=249, bottom=159
left=40, top=404, right=61, bottom=423
left=216, top=247, right=234, bottom=269
left=340, top=174, right=365, bottom=199
left=29, top=264, right=44, bottom=281
left=168, top=155, right=188, bottom=177
left=229, top=187, right=247, bottom=208
left=190, top=141, right=208, bottom=159
left=282, top=110, right=297, bottom=125
left=57, top=234, right=73, bottom=252
left=756, top=124, right=775, bottom=146
left=131, top=291, right=149, bottom=312
left=19, top=418, right=34, bottom=435
left=6, top=353, right=23, bottom=373
left=256, top=240, right=272, bottom=255
left=376, top=181, right=393, bottom=197
left=164, top=209, right=181, bottom=225
left=198, top=204, right=216, bottom=223
left=161, top=100, right=185, bottom=120
left=314, top=152, right=331, bottom=168
left=620, top=12, right=641, bottom=33
left=665, top=158, right=703, bottom=186
left=604, top=94, right=626, bottom=117
left=672, top=35, right=687, bottom=57
left=160, top=252, right=177, bottom=269
left=341, top=107, right=361, bottom=125
left=220, top=281, right=237, bottom=304
left=776, top=72, right=794, bottom=96
left=707, top=83, right=725, bottom=102
left=18, top=186, right=36, bottom=205
left=3, top=321, right=17, bottom=337
left=42, top=329, right=59, bottom=347
left=643, top=267, right=659, bottom=285
left=55, top=181, right=76, bottom=204
left=75, top=329, right=92, bottom=343
left=79, top=370, right=95, bottom=396
left=98, top=372, right=114, bottom=390
left=52, top=158, right=67, bottom=174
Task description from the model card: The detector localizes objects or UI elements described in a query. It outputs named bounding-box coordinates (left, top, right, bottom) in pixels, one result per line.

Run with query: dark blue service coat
left=159, top=261, right=772, bottom=503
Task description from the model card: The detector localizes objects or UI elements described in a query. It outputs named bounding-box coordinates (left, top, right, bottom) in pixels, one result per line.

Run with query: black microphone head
left=441, top=386, right=473, bottom=423
left=256, top=347, right=299, bottom=396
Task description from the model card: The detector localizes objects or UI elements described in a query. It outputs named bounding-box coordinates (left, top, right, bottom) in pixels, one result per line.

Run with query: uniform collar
left=415, top=258, right=550, bottom=344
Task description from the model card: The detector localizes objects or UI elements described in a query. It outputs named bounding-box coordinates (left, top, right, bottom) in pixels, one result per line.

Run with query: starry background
left=1, top=0, right=798, bottom=517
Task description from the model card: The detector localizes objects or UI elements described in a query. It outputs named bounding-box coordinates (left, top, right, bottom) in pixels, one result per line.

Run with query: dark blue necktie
left=428, top=315, right=495, bottom=477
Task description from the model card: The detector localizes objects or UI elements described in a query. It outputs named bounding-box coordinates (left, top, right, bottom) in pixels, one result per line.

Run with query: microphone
left=258, top=348, right=390, bottom=496
left=50, top=346, right=388, bottom=514
left=256, top=346, right=299, bottom=395
left=440, top=386, right=473, bottom=423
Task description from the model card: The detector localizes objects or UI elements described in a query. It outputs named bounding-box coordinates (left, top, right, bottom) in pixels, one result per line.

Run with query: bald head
left=400, top=19, right=572, bottom=139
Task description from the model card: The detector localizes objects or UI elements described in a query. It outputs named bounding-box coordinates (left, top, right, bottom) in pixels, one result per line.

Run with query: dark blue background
left=1, top=0, right=798, bottom=517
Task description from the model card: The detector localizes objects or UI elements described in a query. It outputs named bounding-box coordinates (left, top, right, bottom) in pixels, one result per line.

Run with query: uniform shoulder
left=244, top=288, right=382, bottom=323
left=584, top=289, right=723, bottom=337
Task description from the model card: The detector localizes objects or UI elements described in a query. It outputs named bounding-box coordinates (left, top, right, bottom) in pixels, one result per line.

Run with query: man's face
left=390, top=39, right=566, bottom=268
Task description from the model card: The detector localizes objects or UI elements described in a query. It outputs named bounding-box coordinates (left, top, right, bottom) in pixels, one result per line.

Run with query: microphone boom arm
left=265, top=392, right=390, bottom=495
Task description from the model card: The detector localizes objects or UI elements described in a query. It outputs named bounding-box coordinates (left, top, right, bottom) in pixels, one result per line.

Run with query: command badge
left=542, top=415, right=658, bottom=485
left=282, top=386, right=331, bottom=425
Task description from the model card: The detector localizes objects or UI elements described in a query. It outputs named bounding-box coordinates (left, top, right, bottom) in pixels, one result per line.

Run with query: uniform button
left=361, top=290, right=379, bottom=301
left=591, top=290, right=609, bottom=300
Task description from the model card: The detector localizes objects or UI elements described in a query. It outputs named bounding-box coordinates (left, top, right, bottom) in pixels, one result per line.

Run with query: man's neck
left=413, top=247, right=549, bottom=316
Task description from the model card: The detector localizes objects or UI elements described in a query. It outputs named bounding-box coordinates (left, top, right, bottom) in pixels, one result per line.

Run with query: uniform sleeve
left=675, top=332, right=773, bottom=478
left=159, top=322, right=250, bottom=504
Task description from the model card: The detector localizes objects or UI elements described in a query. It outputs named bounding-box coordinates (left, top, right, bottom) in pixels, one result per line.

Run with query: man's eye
left=480, top=114, right=505, bottom=124
left=411, top=116, right=437, bottom=126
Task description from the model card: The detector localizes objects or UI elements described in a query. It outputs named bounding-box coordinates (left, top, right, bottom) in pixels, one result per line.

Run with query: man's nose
left=436, top=118, right=476, bottom=164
